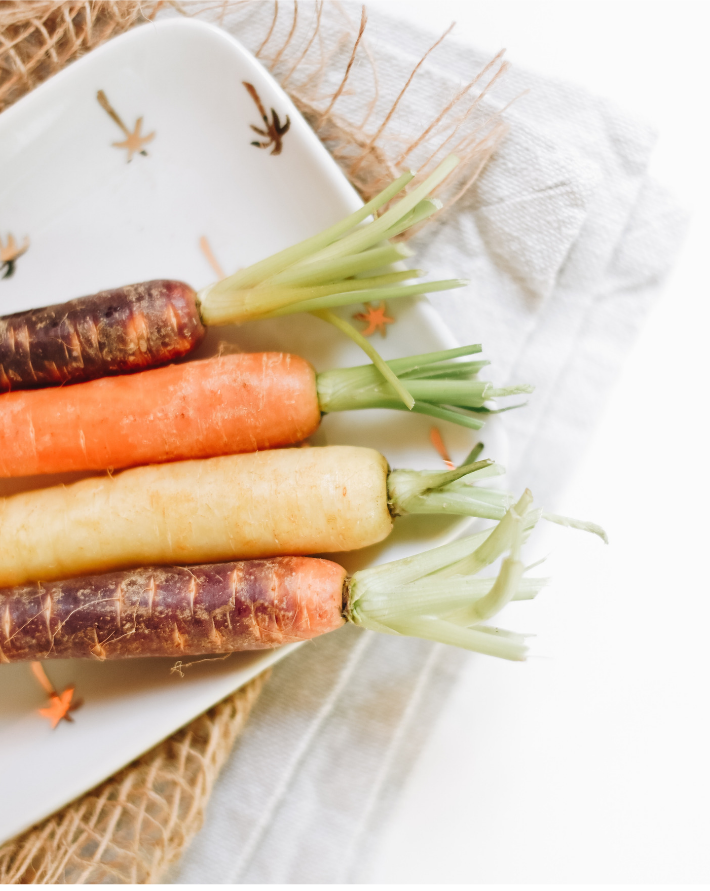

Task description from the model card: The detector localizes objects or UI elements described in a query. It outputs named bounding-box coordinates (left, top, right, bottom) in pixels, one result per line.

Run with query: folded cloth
left=169, top=3, right=688, bottom=883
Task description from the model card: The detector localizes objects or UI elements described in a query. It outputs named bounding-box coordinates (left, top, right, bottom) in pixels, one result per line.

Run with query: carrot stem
left=316, top=343, right=531, bottom=426
left=261, top=279, right=465, bottom=318
left=391, top=464, right=609, bottom=542
left=313, top=309, right=416, bottom=409
left=348, top=497, right=533, bottom=661
left=208, top=170, right=415, bottom=293
left=291, top=155, right=459, bottom=266
left=378, top=198, right=442, bottom=241
left=273, top=243, right=414, bottom=287
left=200, top=271, right=425, bottom=326
left=197, top=156, right=464, bottom=331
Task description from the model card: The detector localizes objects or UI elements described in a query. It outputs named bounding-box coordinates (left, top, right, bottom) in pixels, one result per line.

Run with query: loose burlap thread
left=0, top=1, right=508, bottom=882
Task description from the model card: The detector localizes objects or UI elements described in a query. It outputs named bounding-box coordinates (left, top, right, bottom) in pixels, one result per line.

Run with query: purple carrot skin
left=0, top=280, right=204, bottom=392
left=0, top=557, right=347, bottom=663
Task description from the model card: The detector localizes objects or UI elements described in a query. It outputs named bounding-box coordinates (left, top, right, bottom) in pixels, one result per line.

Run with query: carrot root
left=0, top=446, right=393, bottom=587
left=0, top=343, right=533, bottom=479
left=0, top=280, right=203, bottom=393
left=0, top=557, right=346, bottom=662
left=0, top=352, right=320, bottom=477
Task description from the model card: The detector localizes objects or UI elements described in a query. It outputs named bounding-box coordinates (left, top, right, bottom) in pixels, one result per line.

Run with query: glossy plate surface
left=0, top=18, right=506, bottom=844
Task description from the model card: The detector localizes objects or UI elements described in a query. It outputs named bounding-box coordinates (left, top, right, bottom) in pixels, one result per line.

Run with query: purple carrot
left=0, top=280, right=204, bottom=392
left=0, top=558, right=346, bottom=662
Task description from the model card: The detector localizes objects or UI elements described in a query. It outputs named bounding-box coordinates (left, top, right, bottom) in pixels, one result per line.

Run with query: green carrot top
left=197, top=155, right=468, bottom=408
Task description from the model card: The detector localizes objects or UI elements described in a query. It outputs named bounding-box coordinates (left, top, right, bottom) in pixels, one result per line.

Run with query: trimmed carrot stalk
left=0, top=557, right=347, bottom=663
left=0, top=446, right=604, bottom=587
left=0, top=345, right=530, bottom=477
left=0, top=498, right=552, bottom=664
left=0, top=281, right=204, bottom=392
left=0, top=157, right=467, bottom=400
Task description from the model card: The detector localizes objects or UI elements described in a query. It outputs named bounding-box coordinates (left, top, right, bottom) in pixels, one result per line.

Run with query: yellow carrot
left=0, top=446, right=605, bottom=587
left=0, top=447, right=391, bottom=586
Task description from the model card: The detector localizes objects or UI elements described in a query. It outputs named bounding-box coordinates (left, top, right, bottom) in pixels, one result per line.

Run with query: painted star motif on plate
left=352, top=301, right=395, bottom=337
left=0, top=233, right=30, bottom=279
left=244, top=81, right=291, bottom=156
left=38, top=687, right=82, bottom=730
left=112, top=117, right=156, bottom=162
left=97, top=89, right=155, bottom=162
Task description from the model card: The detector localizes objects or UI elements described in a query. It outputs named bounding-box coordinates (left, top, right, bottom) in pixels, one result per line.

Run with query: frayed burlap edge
left=0, top=671, right=268, bottom=884
left=0, top=1, right=510, bottom=883
left=0, top=1, right=165, bottom=111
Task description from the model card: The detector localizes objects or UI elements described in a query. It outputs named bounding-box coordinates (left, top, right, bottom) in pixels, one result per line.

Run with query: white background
left=365, top=1, right=710, bottom=883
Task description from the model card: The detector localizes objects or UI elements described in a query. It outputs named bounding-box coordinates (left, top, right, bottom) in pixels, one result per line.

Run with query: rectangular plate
left=0, top=18, right=504, bottom=845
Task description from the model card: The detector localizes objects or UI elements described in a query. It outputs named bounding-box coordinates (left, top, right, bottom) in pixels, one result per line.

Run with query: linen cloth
left=169, top=4, right=688, bottom=883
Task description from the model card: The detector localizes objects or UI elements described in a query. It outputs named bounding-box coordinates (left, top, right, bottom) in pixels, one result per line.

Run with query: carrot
left=0, top=557, right=347, bottom=662
left=0, top=353, right=319, bottom=476
left=0, top=446, right=606, bottom=587
left=0, top=156, right=465, bottom=407
left=0, top=496, right=551, bottom=664
left=0, top=280, right=203, bottom=391
left=0, top=346, right=532, bottom=477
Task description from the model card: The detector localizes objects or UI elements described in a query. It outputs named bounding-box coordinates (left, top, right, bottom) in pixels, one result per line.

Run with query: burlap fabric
left=0, top=1, right=165, bottom=110
left=0, top=672, right=267, bottom=883
left=0, top=1, right=506, bottom=883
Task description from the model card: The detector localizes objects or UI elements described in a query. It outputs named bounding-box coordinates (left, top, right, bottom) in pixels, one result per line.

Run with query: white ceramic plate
left=0, top=18, right=507, bottom=844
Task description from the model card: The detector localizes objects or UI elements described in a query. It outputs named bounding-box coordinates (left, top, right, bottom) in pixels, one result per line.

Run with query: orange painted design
left=429, top=426, right=455, bottom=469
left=97, top=90, right=155, bottom=162
left=31, top=662, right=83, bottom=729
left=199, top=236, right=227, bottom=279
left=352, top=302, right=395, bottom=337
left=38, top=688, right=81, bottom=730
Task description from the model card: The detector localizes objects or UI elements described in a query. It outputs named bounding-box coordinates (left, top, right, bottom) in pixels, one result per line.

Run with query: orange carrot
left=0, top=346, right=530, bottom=477
left=0, top=353, right=319, bottom=477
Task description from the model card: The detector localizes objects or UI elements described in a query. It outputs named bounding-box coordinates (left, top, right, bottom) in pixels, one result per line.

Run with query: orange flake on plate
left=0, top=233, right=29, bottom=279
left=429, top=426, right=455, bottom=469
left=199, top=236, right=227, bottom=279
